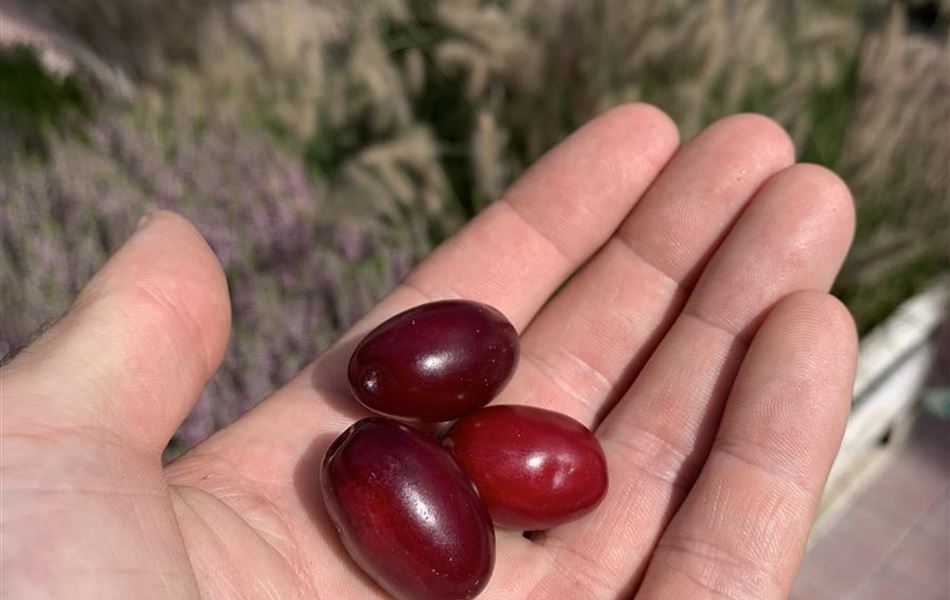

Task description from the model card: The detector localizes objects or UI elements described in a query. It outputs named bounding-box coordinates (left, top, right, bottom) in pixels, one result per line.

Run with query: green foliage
left=837, top=251, right=949, bottom=336
left=799, top=55, right=860, bottom=168
left=384, top=11, right=480, bottom=215
left=0, top=45, right=90, bottom=156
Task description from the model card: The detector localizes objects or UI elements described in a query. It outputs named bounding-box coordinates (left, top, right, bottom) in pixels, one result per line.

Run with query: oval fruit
left=348, top=300, right=519, bottom=422
left=322, top=417, right=495, bottom=600
left=443, top=405, right=608, bottom=531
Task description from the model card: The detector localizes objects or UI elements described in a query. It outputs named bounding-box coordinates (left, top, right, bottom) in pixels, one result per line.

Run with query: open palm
left=2, top=105, right=858, bottom=599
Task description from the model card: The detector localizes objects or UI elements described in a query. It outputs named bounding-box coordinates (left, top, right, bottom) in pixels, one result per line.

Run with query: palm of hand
left=2, top=106, right=857, bottom=600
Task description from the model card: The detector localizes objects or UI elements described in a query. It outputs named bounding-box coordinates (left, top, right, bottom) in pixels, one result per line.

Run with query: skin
left=1, top=104, right=857, bottom=600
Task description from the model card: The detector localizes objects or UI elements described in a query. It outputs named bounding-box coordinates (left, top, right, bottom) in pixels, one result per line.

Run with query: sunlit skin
left=348, top=300, right=519, bottom=422
left=444, top=405, right=608, bottom=531
left=1, top=105, right=857, bottom=599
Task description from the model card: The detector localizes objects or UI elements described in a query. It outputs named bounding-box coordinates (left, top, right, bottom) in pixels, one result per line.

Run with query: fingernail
left=136, top=209, right=156, bottom=230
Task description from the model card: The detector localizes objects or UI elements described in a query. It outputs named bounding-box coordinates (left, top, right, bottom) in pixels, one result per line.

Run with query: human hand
left=2, top=105, right=857, bottom=599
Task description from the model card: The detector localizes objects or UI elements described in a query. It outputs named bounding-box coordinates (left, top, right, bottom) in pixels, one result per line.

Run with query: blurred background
left=0, top=0, right=947, bottom=596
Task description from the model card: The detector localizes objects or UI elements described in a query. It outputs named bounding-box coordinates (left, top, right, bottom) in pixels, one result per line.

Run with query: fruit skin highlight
left=348, top=300, right=519, bottom=422
left=444, top=405, right=609, bottom=531
left=321, top=417, right=495, bottom=600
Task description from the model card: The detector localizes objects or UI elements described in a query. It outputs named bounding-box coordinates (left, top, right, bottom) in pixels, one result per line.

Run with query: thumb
left=2, top=210, right=231, bottom=455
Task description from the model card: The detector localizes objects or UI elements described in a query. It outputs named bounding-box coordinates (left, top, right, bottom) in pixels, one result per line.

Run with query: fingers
left=636, top=292, right=857, bottom=599
left=2, top=211, right=230, bottom=453
left=184, top=104, right=680, bottom=475
left=535, top=163, right=854, bottom=596
left=501, top=114, right=795, bottom=424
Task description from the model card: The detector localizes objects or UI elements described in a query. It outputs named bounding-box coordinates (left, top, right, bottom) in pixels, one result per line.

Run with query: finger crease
left=600, top=425, right=695, bottom=492
left=711, top=440, right=814, bottom=501
left=521, top=347, right=602, bottom=419
left=612, top=232, right=682, bottom=294
left=680, top=310, right=754, bottom=348
left=399, top=273, right=463, bottom=306
left=653, top=533, right=784, bottom=599
left=497, top=196, right=576, bottom=268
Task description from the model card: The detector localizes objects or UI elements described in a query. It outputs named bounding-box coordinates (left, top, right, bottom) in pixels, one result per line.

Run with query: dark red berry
left=322, top=417, right=495, bottom=600
left=348, top=300, right=519, bottom=422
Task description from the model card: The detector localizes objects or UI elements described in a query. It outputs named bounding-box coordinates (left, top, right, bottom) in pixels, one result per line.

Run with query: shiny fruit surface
left=348, top=300, right=519, bottom=422
left=444, top=405, right=608, bottom=531
left=322, top=417, right=495, bottom=600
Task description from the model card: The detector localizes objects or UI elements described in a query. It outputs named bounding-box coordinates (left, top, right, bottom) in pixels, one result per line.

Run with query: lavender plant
left=0, top=105, right=422, bottom=450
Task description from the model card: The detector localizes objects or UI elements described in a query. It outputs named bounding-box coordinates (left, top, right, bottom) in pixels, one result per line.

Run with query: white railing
left=813, top=278, right=948, bottom=537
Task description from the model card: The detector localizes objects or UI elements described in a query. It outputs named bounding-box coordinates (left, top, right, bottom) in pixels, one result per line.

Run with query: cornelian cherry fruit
left=348, top=300, right=519, bottom=422
left=443, top=405, right=608, bottom=531
left=322, top=417, right=495, bottom=600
